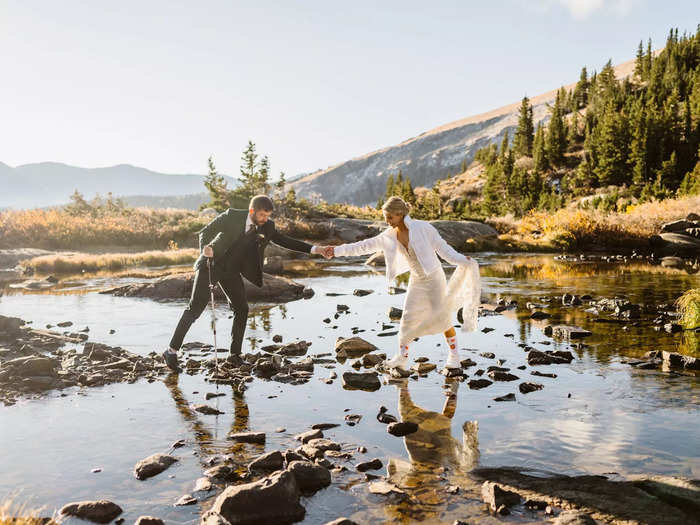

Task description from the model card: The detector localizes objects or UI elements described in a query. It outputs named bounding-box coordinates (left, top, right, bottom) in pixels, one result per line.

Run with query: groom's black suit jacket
left=194, top=208, right=312, bottom=287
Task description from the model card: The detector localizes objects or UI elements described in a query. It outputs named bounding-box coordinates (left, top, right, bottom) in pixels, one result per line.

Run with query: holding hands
left=203, top=244, right=214, bottom=258
left=313, top=245, right=335, bottom=259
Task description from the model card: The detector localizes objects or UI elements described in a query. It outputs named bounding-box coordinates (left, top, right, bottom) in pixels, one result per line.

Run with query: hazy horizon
left=2, top=1, right=698, bottom=179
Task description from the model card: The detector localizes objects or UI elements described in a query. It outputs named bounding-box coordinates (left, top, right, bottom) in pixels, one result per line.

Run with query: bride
left=320, top=196, right=480, bottom=370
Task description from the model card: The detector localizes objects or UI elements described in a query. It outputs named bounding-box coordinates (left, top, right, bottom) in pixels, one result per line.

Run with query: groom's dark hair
left=249, top=195, right=274, bottom=212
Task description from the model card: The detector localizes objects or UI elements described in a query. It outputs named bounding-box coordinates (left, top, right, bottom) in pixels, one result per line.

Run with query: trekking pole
left=207, top=258, right=219, bottom=372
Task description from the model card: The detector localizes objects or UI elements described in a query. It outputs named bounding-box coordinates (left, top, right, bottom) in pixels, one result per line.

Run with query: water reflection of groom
left=164, top=195, right=319, bottom=371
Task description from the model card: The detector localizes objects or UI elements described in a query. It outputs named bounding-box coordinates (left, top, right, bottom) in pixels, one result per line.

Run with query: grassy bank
left=0, top=207, right=208, bottom=250
left=20, top=249, right=198, bottom=274
left=488, top=194, right=700, bottom=252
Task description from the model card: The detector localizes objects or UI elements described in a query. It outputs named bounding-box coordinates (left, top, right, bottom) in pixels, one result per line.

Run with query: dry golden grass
left=0, top=496, right=56, bottom=525
left=0, top=207, right=208, bottom=250
left=510, top=195, right=700, bottom=250
left=675, top=289, right=700, bottom=329
left=21, top=249, right=198, bottom=274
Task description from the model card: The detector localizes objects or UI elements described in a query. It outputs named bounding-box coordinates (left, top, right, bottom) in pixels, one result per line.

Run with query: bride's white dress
left=398, top=241, right=480, bottom=346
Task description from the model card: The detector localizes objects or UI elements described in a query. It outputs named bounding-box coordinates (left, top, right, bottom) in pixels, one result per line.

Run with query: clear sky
left=1, top=1, right=698, bottom=179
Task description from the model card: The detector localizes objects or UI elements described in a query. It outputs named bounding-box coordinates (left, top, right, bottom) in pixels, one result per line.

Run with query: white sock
left=399, top=343, right=409, bottom=357
left=446, top=335, right=458, bottom=353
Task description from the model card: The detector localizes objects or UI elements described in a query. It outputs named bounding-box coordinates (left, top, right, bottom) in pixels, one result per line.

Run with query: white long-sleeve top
left=333, top=215, right=470, bottom=281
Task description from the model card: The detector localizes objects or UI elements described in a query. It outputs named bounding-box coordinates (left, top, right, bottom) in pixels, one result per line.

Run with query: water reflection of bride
left=384, top=378, right=479, bottom=520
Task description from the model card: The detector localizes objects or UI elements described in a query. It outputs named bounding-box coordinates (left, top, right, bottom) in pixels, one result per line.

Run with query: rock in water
left=387, top=421, right=419, bottom=436
left=342, top=371, right=381, bottom=391
left=248, top=450, right=284, bottom=473
left=481, top=481, right=521, bottom=512
left=519, top=382, right=544, bottom=394
left=228, top=431, right=265, bottom=444
left=335, top=337, right=377, bottom=358
left=133, top=453, right=178, bottom=480
left=59, top=500, right=123, bottom=523
left=194, top=403, right=225, bottom=415
left=134, top=517, right=165, bottom=525
left=356, top=458, right=383, bottom=472
left=287, top=460, right=332, bottom=493
left=207, top=470, right=305, bottom=524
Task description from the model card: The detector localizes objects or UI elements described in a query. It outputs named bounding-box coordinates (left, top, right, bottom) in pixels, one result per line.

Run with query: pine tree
left=546, top=91, right=567, bottom=165
left=593, top=103, right=630, bottom=186
left=385, top=174, right=395, bottom=200
left=533, top=123, right=548, bottom=173
left=635, top=40, right=645, bottom=81
left=513, top=96, right=534, bottom=157
left=202, top=156, right=231, bottom=211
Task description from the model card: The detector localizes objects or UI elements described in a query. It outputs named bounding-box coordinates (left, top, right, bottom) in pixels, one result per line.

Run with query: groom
left=162, top=194, right=325, bottom=372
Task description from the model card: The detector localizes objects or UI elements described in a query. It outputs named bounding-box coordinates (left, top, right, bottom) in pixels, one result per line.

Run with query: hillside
left=291, top=58, right=638, bottom=206
left=0, top=162, right=238, bottom=209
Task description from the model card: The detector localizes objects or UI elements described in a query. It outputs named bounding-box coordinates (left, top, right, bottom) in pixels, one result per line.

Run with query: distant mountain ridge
left=291, top=57, right=638, bottom=206
left=0, top=162, right=238, bottom=209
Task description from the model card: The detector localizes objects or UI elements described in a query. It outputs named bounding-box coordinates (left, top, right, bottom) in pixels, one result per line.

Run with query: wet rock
left=248, top=450, right=284, bottom=473
left=368, top=481, right=406, bottom=496
left=519, top=382, right=544, bottom=394
left=272, top=334, right=283, bottom=343
left=200, top=511, right=233, bottom=525
left=551, top=325, right=592, bottom=339
left=194, top=404, right=225, bottom=415
left=527, top=349, right=569, bottom=366
left=57, top=321, right=73, bottom=328
left=295, top=428, right=323, bottom=443
left=228, top=431, right=265, bottom=444
left=468, top=379, right=492, bottom=389
left=342, top=371, right=380, bottom=391
left=287, top=460, right=331, bottom=493
left=480, top=352, right=495, bottom=359
left=664, top=322, right=683, bottom=333
left=204, top=465, right=243, bottom=483
left=531, top=370, right=557, bottom=378
left=362, top=354, right=383, bottom=367
left=102, top=272, right=312, bottom=303
left=133, top=453, right=178, bottom=480
left=387, top=421, right=418, bottom=436
left=277, top=341, right=310, bottom=356
left=353, top=289, right=373, bottom=296
left=311, top=423, right=340, bottom=430
left=481, top=481, right=521, bottom=512
left=412, top=362, right=437, bottom=374
left=297, top=444, right=324, bottom=460
left=356, top=458, right=383, bottom=472
left=135, top=516, right=165, bottom=525
left=175, top=494, right=197, bottom=506
left=208, top=470, right=305, bottom=524
left=552, top=511, right=597, bottom=524
left=194, top=477, right=213, bottom=491
left=324, top=518, right=359, bottom=525
left=306, top=438, right=341, bottom=452
left=662, top=351, right=700, bottom=370
left=59, top=499, right=123, bottom=523
left=488, top=370, right=519, bottom=381
left=494, top=393, right=516, bottom=402
left=530, top=310, right=551, bottom=320
left=388, top=307, right=403, bottom=320
left=3, top=355, right=58, bottom=377
left=335, top=337, right=377, bottom=358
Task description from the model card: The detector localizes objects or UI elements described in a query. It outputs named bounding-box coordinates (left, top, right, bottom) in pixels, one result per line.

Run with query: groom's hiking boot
left=162, top=348, right=182, bottom=373
left=225, top=352, right=243, bottom=367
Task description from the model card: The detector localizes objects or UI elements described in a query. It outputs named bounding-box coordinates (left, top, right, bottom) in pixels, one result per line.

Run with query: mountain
left=291, top=58, right=638, bottom=206
left=0, top=162, right=238, bottom=209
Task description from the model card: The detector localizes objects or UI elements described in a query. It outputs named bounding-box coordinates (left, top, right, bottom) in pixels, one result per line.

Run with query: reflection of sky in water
left=0, top=254, right=698, bottom=523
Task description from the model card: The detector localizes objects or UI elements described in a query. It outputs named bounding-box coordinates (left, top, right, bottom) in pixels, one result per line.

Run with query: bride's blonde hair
left=382, top=196, right=410, bottom=216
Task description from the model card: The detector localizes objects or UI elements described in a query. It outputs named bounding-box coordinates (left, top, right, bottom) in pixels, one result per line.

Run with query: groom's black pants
left=169, top=268, right=249, bottom=354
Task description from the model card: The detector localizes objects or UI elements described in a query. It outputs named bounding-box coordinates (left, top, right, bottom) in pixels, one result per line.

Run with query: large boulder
left=101, top=272, right=312, bottom=303
left=133, top=453, right=178, bottom=480
left=58, top=500, right=122, bottom=523
left=286, top=460, right=331, bottom=493
left=208, top=469, right=305, bottom=524
left=335, top=337, right=377, bottom=358
left=652, top=232, right=700, bottom=256
left=429, top=220, right=498, bottom=249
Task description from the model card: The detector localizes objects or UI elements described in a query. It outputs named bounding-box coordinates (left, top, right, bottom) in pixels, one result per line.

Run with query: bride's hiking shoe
left=162, top=348, right=182, bottom=373
left=384, top=352, right=409, bottom=370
